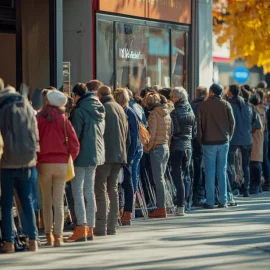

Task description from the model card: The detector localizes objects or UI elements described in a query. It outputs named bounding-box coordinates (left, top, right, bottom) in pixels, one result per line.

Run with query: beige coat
left=251, top=104, right=265, bottom=162
left=146, top=104, right=171, bottom=151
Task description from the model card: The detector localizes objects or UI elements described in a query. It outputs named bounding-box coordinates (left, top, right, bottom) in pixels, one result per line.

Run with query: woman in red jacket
left=37, top=90, right=79, bottom=247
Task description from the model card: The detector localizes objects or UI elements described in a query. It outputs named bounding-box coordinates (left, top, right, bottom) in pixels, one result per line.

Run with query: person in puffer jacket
left=170, top=87, right=196, bottom=216
left=144, top=92, right=172, bottom=219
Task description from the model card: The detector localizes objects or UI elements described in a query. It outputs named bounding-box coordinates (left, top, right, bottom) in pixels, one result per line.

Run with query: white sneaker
left=175, top=207, right=185, bottom=216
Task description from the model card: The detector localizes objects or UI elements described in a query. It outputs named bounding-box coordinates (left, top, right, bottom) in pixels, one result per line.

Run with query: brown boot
left=121, top=211, right=132, bottom=226
left=1, top=242, right=15, bottom=253
left=149, top=208, right=167, bottom=218
left=66, top=226, right=87, bottom=242
left=45, top=233, right=54, bottom=246
left=29, top=240, right=38, bottom=251
left=87, top=227, right=94, bottom=241
left=54, top=235, right=63, bottom=247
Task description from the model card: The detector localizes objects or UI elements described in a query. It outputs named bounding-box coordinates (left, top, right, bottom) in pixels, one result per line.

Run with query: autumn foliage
left=213, top=0, right=270, bottom=74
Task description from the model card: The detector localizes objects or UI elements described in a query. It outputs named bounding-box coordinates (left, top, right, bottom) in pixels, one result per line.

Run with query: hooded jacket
left=228, top=96, right=262, bottom=146
left=197, top=95, right=235, bottom=145
left=0, top=87, right=40, bottom=168
left=170, top=101, right=196, bottom=152
left=70, top=92, right=105, bottom=166
left=100, top=95, right=128, bottom=164
left=146, top=104, right=172, bottom=151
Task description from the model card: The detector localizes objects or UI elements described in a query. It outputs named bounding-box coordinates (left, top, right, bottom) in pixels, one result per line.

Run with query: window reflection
left=96, top=20, right=114, bottom=87
left=172, top=31, right=188, bottom=89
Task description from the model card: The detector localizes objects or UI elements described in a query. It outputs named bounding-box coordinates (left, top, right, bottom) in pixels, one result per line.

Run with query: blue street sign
left=233, top=67, right=250, bottom=83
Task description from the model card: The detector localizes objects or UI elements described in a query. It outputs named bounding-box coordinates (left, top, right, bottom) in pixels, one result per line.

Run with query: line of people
left=0, top=76, right=269, bottom=254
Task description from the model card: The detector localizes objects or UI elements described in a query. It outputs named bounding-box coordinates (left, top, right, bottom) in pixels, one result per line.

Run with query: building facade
left=0, top=0, right=213, bottom=99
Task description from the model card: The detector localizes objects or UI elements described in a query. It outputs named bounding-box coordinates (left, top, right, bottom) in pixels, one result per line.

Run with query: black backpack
left=0, top=94, right=39, bottom=166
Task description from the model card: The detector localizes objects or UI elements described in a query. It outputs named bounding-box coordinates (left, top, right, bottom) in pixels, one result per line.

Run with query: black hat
left=210, top=83, right=223, bottom=96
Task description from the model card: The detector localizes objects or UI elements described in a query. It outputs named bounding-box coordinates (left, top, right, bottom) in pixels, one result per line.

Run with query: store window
left=96, top=20, right=114, bottom=87
left=116, top=23, right=148, bottom=91
left=96, top=15, right=190, bottom=92
left=171, top=31, right=188, bottom=89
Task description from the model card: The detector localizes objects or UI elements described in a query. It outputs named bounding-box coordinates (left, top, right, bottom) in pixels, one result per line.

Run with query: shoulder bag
left=64, top=117, right=75, bottom=181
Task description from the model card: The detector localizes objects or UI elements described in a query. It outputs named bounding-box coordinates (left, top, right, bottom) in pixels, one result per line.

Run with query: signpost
left=233, top=67, right=250, bottom=83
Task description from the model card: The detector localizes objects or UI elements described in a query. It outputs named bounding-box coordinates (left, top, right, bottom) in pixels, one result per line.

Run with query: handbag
left=64, top=117, right=75, bottom=182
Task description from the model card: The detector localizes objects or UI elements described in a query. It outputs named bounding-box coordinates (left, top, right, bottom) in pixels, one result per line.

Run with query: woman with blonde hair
left=144, top=92, right=172, bottom=218
left=113, top=88, right=141, bottom=225
left=37, top=90, right=79, bottom=247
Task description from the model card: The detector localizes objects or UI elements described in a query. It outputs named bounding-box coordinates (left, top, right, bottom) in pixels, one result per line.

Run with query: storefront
left=95, top=0, right=191, bottom=93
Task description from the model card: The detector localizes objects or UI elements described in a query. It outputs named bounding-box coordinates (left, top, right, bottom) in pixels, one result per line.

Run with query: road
left=1, top=192, right=270, bottom=270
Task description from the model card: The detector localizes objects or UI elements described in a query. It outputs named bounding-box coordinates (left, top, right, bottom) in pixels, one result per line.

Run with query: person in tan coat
left=250, top=91, right=265, bottom=193
left=144, top=92, right=171, bottom=218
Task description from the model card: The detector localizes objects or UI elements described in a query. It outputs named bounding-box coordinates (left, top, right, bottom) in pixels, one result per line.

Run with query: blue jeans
left=132, top=148, right=143, bottom=192
left=150, top=144, right=170, bottom=209
left=202, top=143, right=229, bottom=206
left=1, top=168, right=38, bottom=242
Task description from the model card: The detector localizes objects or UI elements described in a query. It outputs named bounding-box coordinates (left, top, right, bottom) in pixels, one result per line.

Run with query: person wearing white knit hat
left=47, top=90, right=68, bottom=107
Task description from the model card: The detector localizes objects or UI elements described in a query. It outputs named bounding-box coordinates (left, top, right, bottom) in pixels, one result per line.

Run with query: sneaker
left=107, top=231, right=116, bottom=236
left=121, top=211, right=132, bottom=226
left=66, top=226, right=87, bottom=242
left=202, top=203, right=214, bottom=209
left=1, top=242, right=15, bottom=253
left=87, top=227, right=94, bottom=241
left=232, top=189, right=240, bottom=196
left=228, top=200, right=238, bottom=207
left=149, top=208, right=167, bottom=218
left=175, top=206, right=185, bottom=216
left=218, top=203, right=228, bottom=208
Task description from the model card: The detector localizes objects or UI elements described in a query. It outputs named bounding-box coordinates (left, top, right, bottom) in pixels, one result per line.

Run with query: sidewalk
left=1, top=192, right=270, bottom=270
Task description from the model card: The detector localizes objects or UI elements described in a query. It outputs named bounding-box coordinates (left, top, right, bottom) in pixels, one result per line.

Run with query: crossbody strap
left=63, top=116, right=70, bottom=156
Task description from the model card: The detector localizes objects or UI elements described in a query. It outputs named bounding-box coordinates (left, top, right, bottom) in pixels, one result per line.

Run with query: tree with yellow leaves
left=213, top=0, right=270, bottom=74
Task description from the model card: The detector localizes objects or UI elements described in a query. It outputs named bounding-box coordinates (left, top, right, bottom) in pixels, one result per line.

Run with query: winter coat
left=124, top=106, right=141, bottom=163
left=70, top=92, right=106, bottom=167
left=170, top=101, right=196, bottom=152
left=228, top=96, right=262, bottom=146
left=251, top=104, right=265, bottom=162
left=100, top=95, right=128, bottom=164
left=146, top=104, right=172, bottom=151
left=197, top=95, right=235, bottom=145
left=37, top=106, right=80, bottom=164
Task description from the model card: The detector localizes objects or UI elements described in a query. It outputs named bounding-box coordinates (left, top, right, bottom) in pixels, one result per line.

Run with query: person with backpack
left=114, top=88, right=141, bottom=226
left=37, top=90, right=79, bottom=247
left=170, top=87, right=196, bottom=215
left=0, top=86, right=40, bottom=253
left=66, top=83, right=105, bottom=242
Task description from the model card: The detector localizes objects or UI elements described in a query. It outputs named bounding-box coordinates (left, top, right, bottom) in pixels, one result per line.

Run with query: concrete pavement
left=0, top=192, right=270, bottom=270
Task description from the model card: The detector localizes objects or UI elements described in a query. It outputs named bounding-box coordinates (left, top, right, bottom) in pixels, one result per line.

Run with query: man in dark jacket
left=0, top=86, right=39, bottom=253
left=227, top=85, right=262, bottom=197
left=67, top=83, right=105, bottom=242
left=170, top=87, right=196, bottom=216
left=197, top=84, right=235, bottom=208
left=190, top=86, right=208, bottom=206
left=95, top=86, right=128, bottom=236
